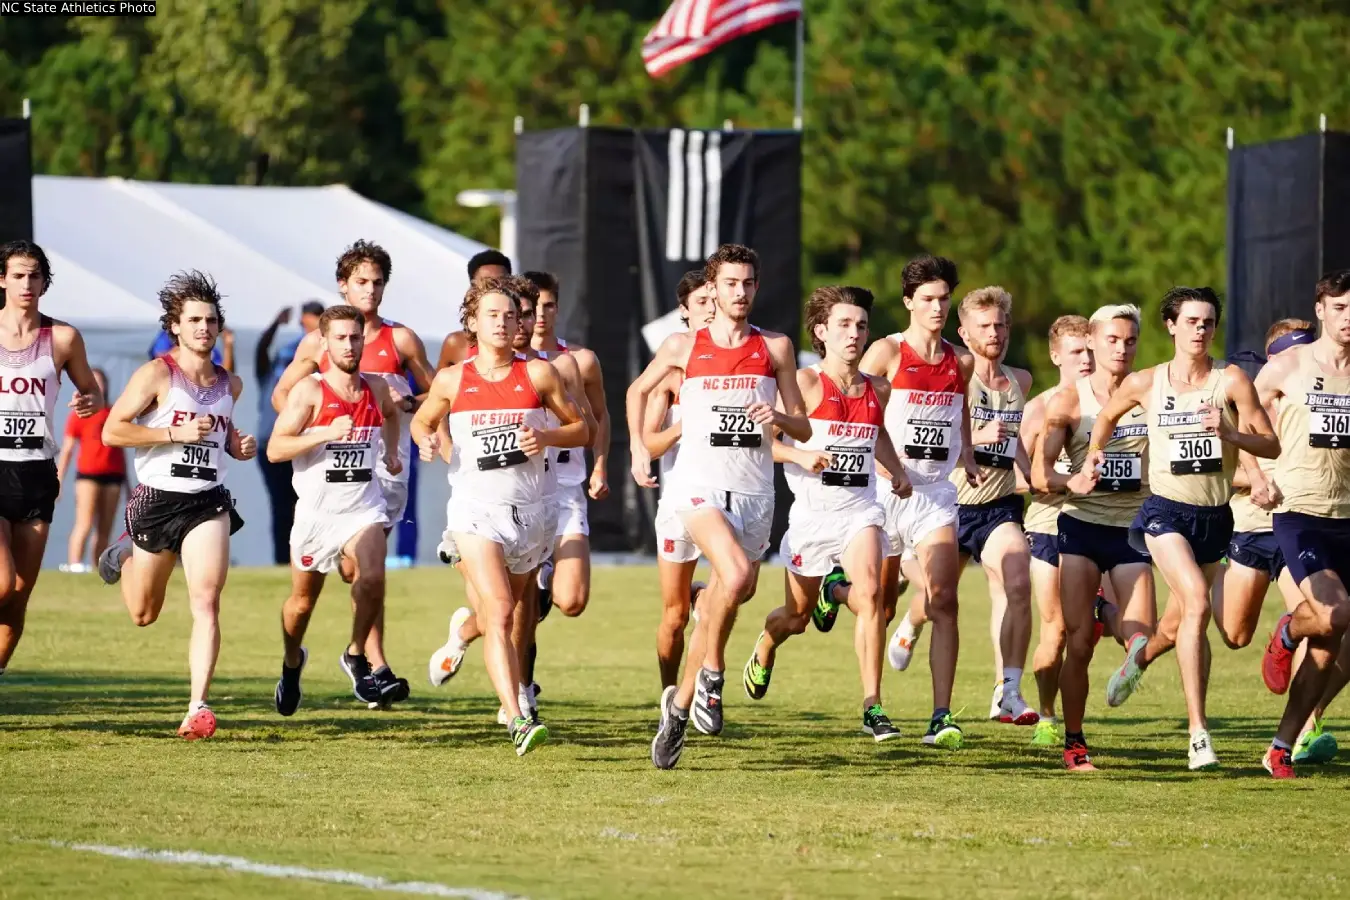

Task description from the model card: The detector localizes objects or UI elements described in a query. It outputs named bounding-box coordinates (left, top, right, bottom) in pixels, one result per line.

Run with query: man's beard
left=333, top=357, right=361, bottom=374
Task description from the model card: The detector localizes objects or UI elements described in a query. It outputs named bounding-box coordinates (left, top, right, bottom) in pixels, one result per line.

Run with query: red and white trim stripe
left=642, top=0, right=803, bottom=78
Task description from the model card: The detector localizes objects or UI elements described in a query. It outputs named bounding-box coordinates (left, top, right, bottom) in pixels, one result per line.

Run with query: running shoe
left=1106, top=633, right=1148, bottom=707
left=1031, top=718, right=1062, bottom=747
left=812, top=567, right=848, bottom=633
left=510, top=715, right=548, bottom=756
left=1263, top=745, right=1295, bottom=780
left=1188, top=729, right=1219, bottom=771
left=536, top=557, right=555, bottom=622
left=370, top=666, right=410, bottom=709
left=1293, top=719, right=1339, bottom=765
left=692, top=667, right=725, bottom=736
left=496, top=684, right=537, bottom=726
left=862, top=704, right=901, bottom=742
left=742, top=635, right=772, bottom=700
left=97, top=532, right=133, bottom=585
left=922, top=711, right=963, bottom=750
left=651, top=685, right=689, bottom=770
left=1262, top=613, right=1295, bottom=695
left=177, top=703, right=217, bottom=741
left=436, top=539, right=460, bottom=566
left=1064, top=737, right=1097, bottom=772
left=339, top=651, right=383, bottom=705
left=988, top=681, right=1004, bottom=720
left=887, top=616, right=924, bottom=671
left=429, top=606, right=473, bottom=687
left=1092, top=589, right=1109, bottom=648
left=274, top=647, right=307, bottom=717
left=998, top=689, right=1040, bottom=726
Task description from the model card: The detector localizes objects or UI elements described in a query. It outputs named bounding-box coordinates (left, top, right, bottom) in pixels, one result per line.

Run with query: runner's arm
left=437, top=332, right=470, bottom=370
left=410, top=368, right=456, bottom=450
left=626, top=333, right=689, bottom=486
left=1220, top=366, right=1279, bottom=458
left=1033, top=389, right=1095, bottom=494
left=54, top=324, right=103, bottom=416
left=366, top=377, right=404, bottom=475
left=394, top=326, right=436, bottom=409
left=102, top=361, right=177, bottom=448
left=265, top=380, right=334, bottom=462
left=765, top=335, right=811, bottom=442
left=1086, top=370, right=1150, bottom=458
left=576, top=348, right=611, bottom=482
left=226, top=374, right=257, bottom=460
left=271, top=332, right=323, bottom=413
left=641, top=375, right=680, bottom=460
left=530, top=359, right=589, bottom=450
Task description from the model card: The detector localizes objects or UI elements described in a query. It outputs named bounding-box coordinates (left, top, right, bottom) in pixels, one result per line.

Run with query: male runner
left=99, top=271, right=255, bottom=740
left=0, top=241, right=102, bottom=677
left=1034, top=303, right=1155, bottom=772
left=1020, top=315, right=1095, bottom=745
left=273, top=240, right=434, bottom=705
left=628, top=244, right=811, bottom=770
left=1086, top=287, right=1277, bottom=770
left=742, top=286, right=912, bottom=740
left=412, top=278, right=588, bottom=755
left=1254, top=269, right=1350, bottom=778
left=268, top=305, right=404, bottom=714
left=527, top=271, right=610, bottom=622
left=437, top=251, right=514, bottom=370
left=852, top=254, right=980, bottom=750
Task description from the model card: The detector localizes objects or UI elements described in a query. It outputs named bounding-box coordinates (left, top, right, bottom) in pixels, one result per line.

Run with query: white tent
left=32, top=175, right=491, bottom=570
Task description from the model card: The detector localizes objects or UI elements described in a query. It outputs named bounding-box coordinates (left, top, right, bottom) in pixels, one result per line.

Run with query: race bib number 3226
left=903, top=419, right=951, bottom=461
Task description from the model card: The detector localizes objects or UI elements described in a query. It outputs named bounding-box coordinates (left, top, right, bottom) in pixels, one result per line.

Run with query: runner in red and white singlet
left=100, top=272, right=256, bottom=741
left=413, top=277, right=589, bottom=756
left=272, top=241, right=435, bottom=705
left=858, top=255, right=980, bottom=751
left=626, top=244, right=811, bottom=770
left=0, top=240, right=102, bottom=680
left=267, top=306, right=405, bottom=716
left=743, top=287, right=913, bottom=742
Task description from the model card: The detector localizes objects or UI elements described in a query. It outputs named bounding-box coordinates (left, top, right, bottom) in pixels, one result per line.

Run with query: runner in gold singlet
left=1253, top=269, right=1350, bottom=779
left=1085, top=288, right=1278, bottom=772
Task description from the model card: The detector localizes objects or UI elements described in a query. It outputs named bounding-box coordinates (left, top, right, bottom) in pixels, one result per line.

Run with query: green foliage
left=2, top=1, right=1348, bottom=382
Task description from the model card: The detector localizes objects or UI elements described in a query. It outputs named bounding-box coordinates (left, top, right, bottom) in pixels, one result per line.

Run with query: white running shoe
left=536, top=557, right=555, bottom=592
left=1188, top=729, right=1219, bottom=771
left=998, top=689, right=1040, bottom=726
left=428, top=607, right=473, bottom=687
left=97, top=533, right=133, bottom=585
left=988, top=682, right=1004, bottom=720
left=886, top=617, right=924, bottom=671
left=1106, top=633, right=1148, bottom=707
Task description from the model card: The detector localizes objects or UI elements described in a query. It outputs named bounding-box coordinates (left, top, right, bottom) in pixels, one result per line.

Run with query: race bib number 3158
left=1094, top=452, right=1141, bottom=493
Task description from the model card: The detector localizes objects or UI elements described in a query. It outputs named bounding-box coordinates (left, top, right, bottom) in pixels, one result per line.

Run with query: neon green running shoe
left=1031, top=718, right=1062, bottom=747
left=922, top=711, right=964, bottom=750
left=510, top=715, right=548, bottom=756
left=812, top=567, right=849, bottom=633
left=1293, top=719, right=1339, bottom=764
left=743, top=634, right=773, bottom=700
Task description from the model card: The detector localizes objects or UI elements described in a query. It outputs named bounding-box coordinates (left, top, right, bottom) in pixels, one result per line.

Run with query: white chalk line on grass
left=32, top=839, right=525, bottom=899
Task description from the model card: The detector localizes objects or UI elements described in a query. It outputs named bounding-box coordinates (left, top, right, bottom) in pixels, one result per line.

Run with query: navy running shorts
left=956, top=495, right=1024, bottom=564
left=1227, top=530, right=1285, bottom=580
left=1027, top=531, right=1058, bottom=567
left=1057, top=511, right=1150, bottom=572
left=1274, top=511, right=1350, bottom=587
left=1129, top=494, right=1234, bottom=566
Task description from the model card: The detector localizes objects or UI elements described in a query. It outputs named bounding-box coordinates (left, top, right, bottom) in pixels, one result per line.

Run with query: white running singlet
left=291, top=376, right=387, bottom=515
left=319, top=320, right=411, bottom=485
left=134, top=355, right=234, bottom=494
left=0, top=320, right=59, bottom=462
left=784, top=368, right=884, bottom=512
left=446, top=358, right=549, bottom=506
left=883, top=335, right=966, bottom=486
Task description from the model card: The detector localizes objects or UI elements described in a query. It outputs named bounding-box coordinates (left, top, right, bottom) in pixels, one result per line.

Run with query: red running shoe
left=1262, top=613, right=1295, bottom=695
left=1263, top=746, right=1295, bottom=780
left=1064, top=738, right=1098, bottom=772
left=177, top=705, right=217, bottom=741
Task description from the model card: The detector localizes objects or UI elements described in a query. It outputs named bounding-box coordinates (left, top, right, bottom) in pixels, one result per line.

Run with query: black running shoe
left=692, top=667, right=725, bottom=736
left=812, top=567, right=848, bottom=633
left=371, top=665, right=411, bottom=708
left=862, top=704, right=901, bottom=742
left=339, top=651, right=382, bottom=705
left=651, top=685, right=688, bottom=770
left=275, top=648, right=307, bottom=717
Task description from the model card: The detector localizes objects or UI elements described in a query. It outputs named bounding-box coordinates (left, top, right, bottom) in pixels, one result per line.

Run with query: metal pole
left=792, top=16, right=804, bottom=131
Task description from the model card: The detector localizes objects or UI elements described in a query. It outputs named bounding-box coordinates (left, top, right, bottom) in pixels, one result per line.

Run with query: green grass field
left=2, top=565, right=1348, bottom=899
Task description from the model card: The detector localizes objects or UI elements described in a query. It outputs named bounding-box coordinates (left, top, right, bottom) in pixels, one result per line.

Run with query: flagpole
left=792, top=13, right=804, bottom=130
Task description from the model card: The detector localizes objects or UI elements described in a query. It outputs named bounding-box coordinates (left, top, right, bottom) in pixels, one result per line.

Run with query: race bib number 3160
left=1168, top=431, right=1222, bottom=475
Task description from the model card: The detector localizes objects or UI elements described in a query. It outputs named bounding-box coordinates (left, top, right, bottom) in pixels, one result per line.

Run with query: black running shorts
left=125, top=484, right=243, bottom=555
left=0, top=458, right=59, bottom=524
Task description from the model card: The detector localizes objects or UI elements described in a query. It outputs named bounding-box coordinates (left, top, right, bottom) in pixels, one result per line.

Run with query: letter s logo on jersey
left=300, top=555, right=314, bottom=567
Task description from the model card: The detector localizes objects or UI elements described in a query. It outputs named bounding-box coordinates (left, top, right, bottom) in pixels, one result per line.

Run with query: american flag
left=642, top=0, right=804, bottom=78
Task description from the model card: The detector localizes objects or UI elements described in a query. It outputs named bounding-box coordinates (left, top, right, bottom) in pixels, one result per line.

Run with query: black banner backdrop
left=0, top=118, right=33, bottom=245
left=517, top=126, right=803, bottom=552
left=1227, top=130, right=1350, bottom=357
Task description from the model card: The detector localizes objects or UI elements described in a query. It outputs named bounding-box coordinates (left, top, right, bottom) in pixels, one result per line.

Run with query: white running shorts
left=881, top=478, right=958, bottom=561
left=663, top=482, right=774, bottom=564
left=291, top=506, right=389, bottom=574
left=554, top=482, right=589, bottom=538
left=443, top=499, right=552, bottom=575
left=782, top=503, right=888, bottom=577
left=379, top=474, right=409, bottom=526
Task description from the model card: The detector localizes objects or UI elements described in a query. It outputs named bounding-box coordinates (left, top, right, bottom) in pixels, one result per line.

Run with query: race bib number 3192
left=0, top=411, right=45, bottom=450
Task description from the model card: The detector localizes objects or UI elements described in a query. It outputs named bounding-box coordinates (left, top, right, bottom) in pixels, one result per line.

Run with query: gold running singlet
left=953, top=366, right=1025, bottom=506
left=1230, top=454, right=1276, bottom=534
left=1063, top=376, right=1150, bottom=528
left=1274, top=349, right=1350, bottom=519
left=1144, top=363, right=1236, bottom=508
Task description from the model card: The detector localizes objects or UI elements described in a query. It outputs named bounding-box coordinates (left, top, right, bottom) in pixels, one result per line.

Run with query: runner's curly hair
left=159, top=270, right=225, bottom=344
left=460, top=277, right=524, bottom=346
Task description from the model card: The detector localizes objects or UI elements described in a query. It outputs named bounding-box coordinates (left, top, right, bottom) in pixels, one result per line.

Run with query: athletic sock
left=1065, top=730, right=1086, bottom=749
left=1279, top=623, right=1297, bottom=651
left=188, top=700, right=207, bottom=715
left=1272, top=737, right=1292, bottom=751
left=525, top=643, right=537, bottom=684
left=672, top=703, right=690, bottom=720
left=932, top=707, right=950, bottom=721
left=1001, top=667, right=1023, bottom=692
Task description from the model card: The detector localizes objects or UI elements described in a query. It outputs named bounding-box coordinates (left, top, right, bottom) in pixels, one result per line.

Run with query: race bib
left=1168, top=432, right=1222, bottom=475
left=821, top=444, right=873, bottom=488
left=973, top=437, right=1016, bottom=471
left=902, top=419, right=951, bottom=461
left=474, top=423, right=528, bottom=471
left=1094, top=451, right=1141, bottom=493
left=709, top=404, right=762, bottom=448
left=0, top=411, right=46, bottom=450
left=1308, top=393, right=1350, bottom=449
left=325, top=441, right=373, bottom=483
left=171, top=440, right=219, bottom=481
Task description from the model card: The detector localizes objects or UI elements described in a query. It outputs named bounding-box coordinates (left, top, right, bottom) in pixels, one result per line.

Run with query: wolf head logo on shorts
left=300, top=555, right=314, bottom=567
left=791, top=554, right=803, bottom=568
left=663, top=539, right=675, bottom=553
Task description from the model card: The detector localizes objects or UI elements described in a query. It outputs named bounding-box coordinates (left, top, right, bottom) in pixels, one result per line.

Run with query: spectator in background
left=150, top=325, right=234, bottom=371
left=57, top=368, right=126, bottom=573
left=468, top=249, right=511, bottom=285
left=257, top=301, right=324, bottom=565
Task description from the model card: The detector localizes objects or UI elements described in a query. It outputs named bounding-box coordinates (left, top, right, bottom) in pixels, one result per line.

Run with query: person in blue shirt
left=255, top=301, right=323, bottom=564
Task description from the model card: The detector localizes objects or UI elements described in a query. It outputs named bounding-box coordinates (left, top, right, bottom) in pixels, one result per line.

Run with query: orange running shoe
left=177, top=705, right=217, bottom=741
left=1263, top=745, right=1295, bottom=780
left=1064, top=738, right=1098, bottom=772
left=1262, top=613, right=1295, bottom=695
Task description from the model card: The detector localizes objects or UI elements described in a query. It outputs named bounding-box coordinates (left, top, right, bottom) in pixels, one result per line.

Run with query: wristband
left=1088, top=442, right=1104, bottom=452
